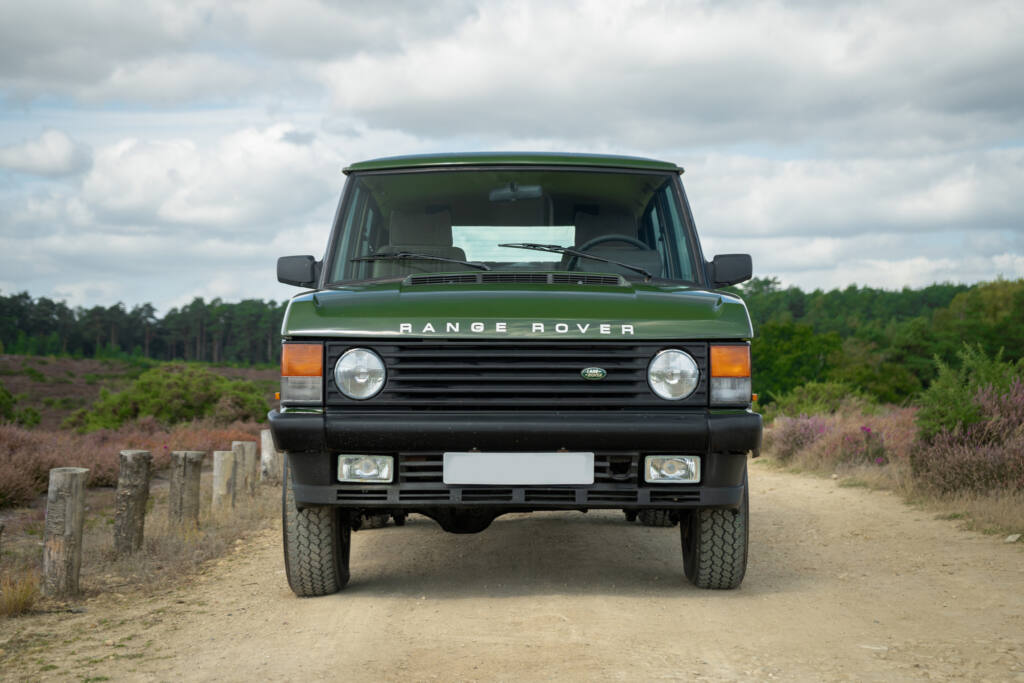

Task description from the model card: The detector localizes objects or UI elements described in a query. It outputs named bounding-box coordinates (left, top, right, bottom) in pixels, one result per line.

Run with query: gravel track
left=3, top=461, right=1022, bottom=681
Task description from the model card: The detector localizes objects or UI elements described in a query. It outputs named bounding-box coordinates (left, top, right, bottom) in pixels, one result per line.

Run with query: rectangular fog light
left=281, top=376, right=323, bottom=404
left=338, top=455, right=393, bottom=483
left=645, top=455, right=700, bottom=484
left=711, top=376, right=751, bottom=405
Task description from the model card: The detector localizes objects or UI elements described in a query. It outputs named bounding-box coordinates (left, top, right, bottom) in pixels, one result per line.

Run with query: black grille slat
left=336, top=489, right=387, bottom=501
left=649, top=489, right=701, bottom=503
left=399, top=490, right=450, bottom=501
left=524, top=488, right=577, bottom=503
left=462, top=488, right=513, bottom=502
left=327, top=341, right=708, bottom=411
left=587, top=491, right=636, bottom=503
left=391, top=384, right=646, bottom=395
left=390, top=372, right=645, bottom=381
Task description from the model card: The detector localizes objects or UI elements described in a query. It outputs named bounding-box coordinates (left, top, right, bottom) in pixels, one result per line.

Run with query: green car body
left=272, top=152, right=762, bottom=596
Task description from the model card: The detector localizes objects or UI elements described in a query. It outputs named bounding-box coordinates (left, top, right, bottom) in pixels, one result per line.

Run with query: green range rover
left=270, top=152, right=762, bottom=596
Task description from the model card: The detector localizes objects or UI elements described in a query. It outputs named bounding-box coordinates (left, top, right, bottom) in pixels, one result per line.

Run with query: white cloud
left=0, top=0, right=1022, bottom=309
left=0, top=130, right=92, bottom=176
left=80, top=124, right=340, bottom=231
left=316, top=0, right=1024, bottom=150
left=686, top=149, right=1024, bottom=238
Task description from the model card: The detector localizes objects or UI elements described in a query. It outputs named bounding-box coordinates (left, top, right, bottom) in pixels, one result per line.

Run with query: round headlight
left=334, top=348, right=386, bottom=400
left=648, top=349, right=699, bottom=400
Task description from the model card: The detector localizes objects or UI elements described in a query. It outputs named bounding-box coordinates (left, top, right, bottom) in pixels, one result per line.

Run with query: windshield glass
left=328, top=168, right=698, bottom=283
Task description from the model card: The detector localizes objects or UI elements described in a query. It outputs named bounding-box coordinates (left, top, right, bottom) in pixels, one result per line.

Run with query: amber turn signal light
left=710, top=345, right=751, bottom=378
left=281, top=343, right=323, bottom=377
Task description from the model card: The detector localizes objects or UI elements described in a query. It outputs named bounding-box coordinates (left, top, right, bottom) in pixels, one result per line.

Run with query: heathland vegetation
left=746, top=278, right=1024, bottom=534
left=1, top=279, right=1022, bottom=527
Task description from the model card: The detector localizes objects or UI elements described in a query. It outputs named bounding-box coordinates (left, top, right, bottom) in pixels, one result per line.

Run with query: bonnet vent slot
left=405, top=273, right=625, bottom=287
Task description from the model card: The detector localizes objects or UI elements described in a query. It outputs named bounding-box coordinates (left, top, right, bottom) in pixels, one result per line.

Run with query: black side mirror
left=278, top=255, right=319, bottom=288
left=710, top=254, right=753, bottom=288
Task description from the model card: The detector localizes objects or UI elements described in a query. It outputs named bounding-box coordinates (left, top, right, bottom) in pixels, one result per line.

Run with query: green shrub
left=0, top=382, right=14, bottom=421
left=22, top=367, right=46, bottom=382
left=63, top=364, right=267, bottom=432
left=14, top=406, right=40, bottom=428
left=0, top=383, right=40, bottom=428
left=911, top=379, right=1024, bottom=494
left=764, top=381, right=873, bottom=422
left=915, top=345, right=1024, bottom=442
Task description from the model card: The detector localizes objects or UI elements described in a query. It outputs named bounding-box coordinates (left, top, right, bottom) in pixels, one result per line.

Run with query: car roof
left=343, top=152, right=683, bottom=174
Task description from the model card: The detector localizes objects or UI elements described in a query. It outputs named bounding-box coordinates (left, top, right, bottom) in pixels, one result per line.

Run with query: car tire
left=637, top=509, right=676, bottom=527
left=282, top=457, right=351, bottom=597
left=681, top=469, right=748, bottom=589
left=623, top=510, right=638, bottom=522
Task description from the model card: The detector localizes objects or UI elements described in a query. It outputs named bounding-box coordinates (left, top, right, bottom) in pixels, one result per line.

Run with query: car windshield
left=327, top=168, right=699, bottom=283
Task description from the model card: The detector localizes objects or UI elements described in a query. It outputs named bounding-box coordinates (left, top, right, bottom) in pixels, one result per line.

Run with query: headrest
left=491, top=197, right=550, bottom=226
left=389, top=210, right=453, bottom=246
left=577, top=246, right=663, bottom=278
left=574, top=211, right=636, bottom=246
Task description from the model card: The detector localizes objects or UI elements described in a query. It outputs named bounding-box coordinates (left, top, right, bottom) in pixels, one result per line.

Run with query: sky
left=1, top=0, right=1022, bottom=313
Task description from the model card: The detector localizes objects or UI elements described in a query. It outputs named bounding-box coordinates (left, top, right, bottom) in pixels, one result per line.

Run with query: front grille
left=326, top=340, right=708, bottom=410
left=404, top=273, right=625, bottom=287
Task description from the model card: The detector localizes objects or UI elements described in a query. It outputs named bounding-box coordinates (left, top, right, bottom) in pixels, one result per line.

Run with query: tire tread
left=283, top=460, right=349, bottom=597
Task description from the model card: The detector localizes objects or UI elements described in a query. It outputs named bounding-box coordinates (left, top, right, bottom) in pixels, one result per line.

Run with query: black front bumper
left=270, top=409, right=762, bottom=510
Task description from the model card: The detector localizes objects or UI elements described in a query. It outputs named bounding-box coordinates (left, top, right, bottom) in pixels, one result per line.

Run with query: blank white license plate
left=443, top=452, right=594, bottom=485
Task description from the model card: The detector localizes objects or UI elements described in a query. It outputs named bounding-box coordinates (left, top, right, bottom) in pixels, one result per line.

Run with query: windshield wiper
left=498, top=243, right=653, bottom=281
left=351, top=252, right=490, bottom=271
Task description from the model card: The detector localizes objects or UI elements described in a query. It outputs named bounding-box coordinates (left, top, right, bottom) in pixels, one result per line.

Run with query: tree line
left=738, top=277, right=1024, bottom=404
left=0, top=292, right=286, bottom=365
left=3, top=277, right=1022, bottom=402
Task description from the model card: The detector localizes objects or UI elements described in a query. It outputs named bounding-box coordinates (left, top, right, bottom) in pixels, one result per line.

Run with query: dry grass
left=0, top=570, right=39, bottom=618
left=922, top=489, right=1024, bottom=536
left=79, top=476, right=279, bottom=591
left=0, top=470, right=279, bottom=620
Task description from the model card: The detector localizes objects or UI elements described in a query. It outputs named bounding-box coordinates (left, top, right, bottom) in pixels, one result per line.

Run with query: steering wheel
left=566, top=234, right=649, bottom=271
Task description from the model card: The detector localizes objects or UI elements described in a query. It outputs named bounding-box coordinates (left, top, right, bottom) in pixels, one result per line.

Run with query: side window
left=332, top=185, right=385, bottom=281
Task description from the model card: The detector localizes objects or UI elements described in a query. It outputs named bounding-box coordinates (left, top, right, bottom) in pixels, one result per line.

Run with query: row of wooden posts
left=39, top=430, right=281, bottom=599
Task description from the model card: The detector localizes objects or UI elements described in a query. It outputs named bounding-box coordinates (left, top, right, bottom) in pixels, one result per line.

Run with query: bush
left=0, top=382, right=13, bottom=420
left=0, top=571, right=38, bottom=618
left=911, top=379, right=1024, bottom=494
left=764, top=380, right=872, bottom=422
left=764, top=405, right=918, bottom=476
left=64, top=364, right=267, bottom=432
left=765, top=415, right=827, bottom=461
left=0, top=382, right=41, bottom=429
left=0, top=419, right=263, bottom=507
left=916, top=345, right=1024, bottom=442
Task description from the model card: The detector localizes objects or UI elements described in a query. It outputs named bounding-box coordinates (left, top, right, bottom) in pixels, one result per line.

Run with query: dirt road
left=3, top=461, right=1022, bottom=681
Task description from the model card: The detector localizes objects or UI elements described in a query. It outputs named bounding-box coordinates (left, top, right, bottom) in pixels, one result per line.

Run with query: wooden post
left=43, top=467, right=89, bottom=598
left=232, top=440, right=259, bottom=496
left=114, top=450, right=152, bottom=556
left=260, top=429, right=282, bottom=483
left=169, top=451, right=205, bottom=528
left=0, top=521, right=5, bottom=558
left=212, top=450, right=237, bottom=512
